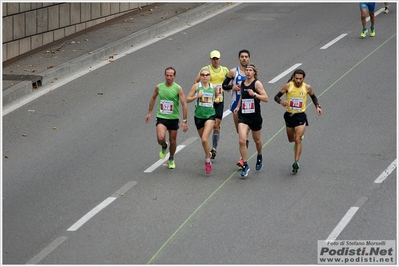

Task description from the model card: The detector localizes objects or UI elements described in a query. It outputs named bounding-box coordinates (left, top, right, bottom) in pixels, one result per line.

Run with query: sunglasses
left=200, top=73, right=210, bottom=76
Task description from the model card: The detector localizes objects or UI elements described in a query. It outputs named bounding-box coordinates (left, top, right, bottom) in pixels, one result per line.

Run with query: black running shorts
left=284, top=112, right=309, bottom=128
left=156, top=117, right=179, bottom=130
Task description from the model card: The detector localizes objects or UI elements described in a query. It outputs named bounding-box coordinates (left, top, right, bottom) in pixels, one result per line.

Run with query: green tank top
left=195, top=82, right=216, bottom=119
left=156, top=82, right=180, bottom=120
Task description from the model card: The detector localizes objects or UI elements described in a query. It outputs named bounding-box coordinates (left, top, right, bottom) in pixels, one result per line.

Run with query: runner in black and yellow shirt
left=274, top=69, right=322, bottom=174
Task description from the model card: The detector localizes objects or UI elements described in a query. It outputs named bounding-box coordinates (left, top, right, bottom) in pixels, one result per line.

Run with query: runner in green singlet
left=145, top=67, right=188, bottom=169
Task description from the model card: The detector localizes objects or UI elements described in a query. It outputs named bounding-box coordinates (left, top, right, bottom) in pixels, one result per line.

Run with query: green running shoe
left=292, top=161, right=299, bottom=174
left=168, top=159, right=175, bottom=169
left=159, top=142, right=168, bottom=159
left=370, top=28, right=375, bottom=37
left=361, top=28, right=368, bottom=38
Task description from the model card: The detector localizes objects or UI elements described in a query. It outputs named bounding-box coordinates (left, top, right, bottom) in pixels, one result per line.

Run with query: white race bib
left=160, top=100, right=174, bottom=114
left=241, top=98, right=255, bottom=114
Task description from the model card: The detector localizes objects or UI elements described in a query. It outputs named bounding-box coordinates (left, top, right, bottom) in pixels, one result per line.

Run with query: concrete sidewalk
left=2, top=2, right=231, bottom=106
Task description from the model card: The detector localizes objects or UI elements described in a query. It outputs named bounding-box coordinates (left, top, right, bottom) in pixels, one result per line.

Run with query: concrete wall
left=2, top=2, right=150, bottom=63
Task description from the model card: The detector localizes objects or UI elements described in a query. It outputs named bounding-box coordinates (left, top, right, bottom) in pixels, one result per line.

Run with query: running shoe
left=293, top=135, right=304, bottom=151
left=159, top=142, right=168, bottom=159
left=370, top=28, right=375, bottom=37
left=237, top=157, right=244, bottom=168
left=360, top=28, right=368, bottom=38
left=241, top=163, right=250, bottom=178
left=255, top=155, right=263, bottom=171
left=205, top=161, right=212, bottom=174
left=384, top=6, right=389, bottom=13
left=292, top=161, right=299, bottom=174
left=210, top=148, right=217, bottom=159
left=168, top=159, right=175, bottom=169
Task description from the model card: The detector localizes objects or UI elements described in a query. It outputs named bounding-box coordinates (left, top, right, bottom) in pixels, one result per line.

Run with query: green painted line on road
left=147, top=32, right=396, bottom=264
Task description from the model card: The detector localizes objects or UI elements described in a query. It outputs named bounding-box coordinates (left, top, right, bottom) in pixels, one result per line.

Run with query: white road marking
left=26, top=236, right=68, bottom=264
left=144, top=136, right=197, bottom=173
left=67, top=197, right=116, bottom=231
left=144, top=108, right=234, bottom=174
left=326, top=207, right=359, bottom=242
left=144, top=145, right=185, bottom=173
left=369, top=8, right=385, bottom=20
left=144, top=108, right=232, bottom=173
left=223, top=109, right=231, bottom=118
left=320, top=34, right=347, bottom=49
left=268, top=63, right=302, bottom=84
left=326, top=159, right=396, bottom=241
left=374, top=159, right=397, bottom=183
left=2, top=3, right=242, bottom=116
left=67, top=181, right=137, bottom=231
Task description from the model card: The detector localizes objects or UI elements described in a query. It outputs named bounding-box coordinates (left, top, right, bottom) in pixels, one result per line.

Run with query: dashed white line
left=268, top=63, right=302, bottom=84
left=320, top=34, right=348, bottom=49
left=144, top=145, right=185, bottom=173
left=67, top=197, right=116, bottom=231
left=326, top=159, right=396, bottom=241
left=67, top=181, right=137, bottom=231
left=374, top=159, right=397, bottom=183
left=144, top=136, right=198, bottom=173
left=326, top=207, right=359, bottom=242
left=26, top=236, right=68, bottom=264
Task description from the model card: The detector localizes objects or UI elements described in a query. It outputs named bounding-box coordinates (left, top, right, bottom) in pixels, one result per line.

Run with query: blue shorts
left=359, top=2, right=376, bottom=12
left=229, top=94, right=241, bottom=112
left=229, top=100, right=239, bottom=112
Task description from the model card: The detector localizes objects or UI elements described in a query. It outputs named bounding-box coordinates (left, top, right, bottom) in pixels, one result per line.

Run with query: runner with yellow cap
left=194, top=50, right=229, bottom=160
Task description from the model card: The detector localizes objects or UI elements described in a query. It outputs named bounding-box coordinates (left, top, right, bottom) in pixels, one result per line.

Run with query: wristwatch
left=182, top=119, right=187, bottom=123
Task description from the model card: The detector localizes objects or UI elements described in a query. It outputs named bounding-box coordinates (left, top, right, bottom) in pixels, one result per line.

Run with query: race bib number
left=216, top=84, right=223, bottom=102
left=241, top=98, right=255, bottom=113
left=289, top=97, right=303, bottom=111
left=160, top=100, right=174, bottom=114
left=199, top=91, right=213, bottom=108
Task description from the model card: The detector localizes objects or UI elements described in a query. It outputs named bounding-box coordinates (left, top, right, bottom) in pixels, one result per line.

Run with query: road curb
left=2, top=3, right=229, bottom=106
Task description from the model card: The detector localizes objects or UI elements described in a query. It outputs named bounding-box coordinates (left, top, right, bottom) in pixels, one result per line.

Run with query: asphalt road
left=2, top=3, right=397, bottom=265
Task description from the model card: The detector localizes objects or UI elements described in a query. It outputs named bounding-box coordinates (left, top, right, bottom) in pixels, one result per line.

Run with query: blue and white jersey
left=229, top=66, right=246, bottom=112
